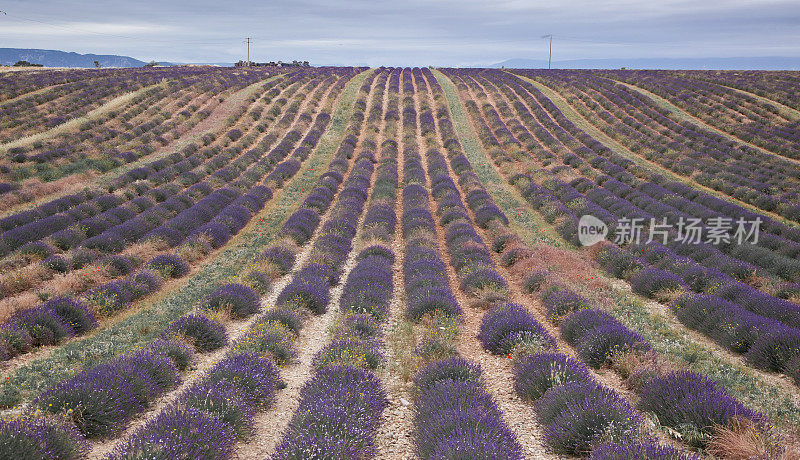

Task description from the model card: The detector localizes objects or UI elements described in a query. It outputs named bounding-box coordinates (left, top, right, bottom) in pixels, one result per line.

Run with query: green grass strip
left=432, top=69, right=558, bottom=247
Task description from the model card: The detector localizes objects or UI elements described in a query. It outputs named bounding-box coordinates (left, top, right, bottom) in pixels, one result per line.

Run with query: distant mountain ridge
left=0, top=48, right=147, bottom=68
left=488, top=56, right=800, bottom=70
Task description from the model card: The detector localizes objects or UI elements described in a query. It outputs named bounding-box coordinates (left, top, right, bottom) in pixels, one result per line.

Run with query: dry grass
left=467, top=285, right=509, bottom=310
left=204, top=306, right=233, bottom=325
left=24, top=262, right=111, bottom=302
left=507, top=244, right=609, bottom=300
left=356, top=236, right=392, bottom=251
left=1, top=172, right=98, bottom=215
left=0, top=291, right=39, bottom=321
left=0, top=264, right=53, bottom=295
left=122, top=241, right=167, bottom=262
left=707, top=417, right=782, bottom=460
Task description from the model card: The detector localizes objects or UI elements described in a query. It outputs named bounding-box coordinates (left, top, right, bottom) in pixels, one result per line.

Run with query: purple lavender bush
left=277, top=264, right=330, bottom=314
left=413, top=356, right=484, bottom=392
left=541, top=288, right=591, bottom=323
left=84, top=280, right=134, bottom=315
left=0, top=324, right=32, bottom=360
left=127, top=269, right=163, bottom=300
left=0, top=415, right=89, bottom=460
left=338, top=313, right=382, bottom=340
left=180, top=381, right=255, bottom=440
left=478, top=303, right=555, bottom=354
left=630, top=267, right=686, bottom=299
left=513, top=352, right=593, bottom=401
left=313, top=338, right=384, bottom=370
left=261, top=307, right=303, bottom=334
left=744, top=326, right=800, bottom=372
left=199, top=353, right=280, bottom=410
left=406, top=286, right=460, bottom=320
left=590, top=441, right=701, bottom=459
left=638, top=370, right=766, bottom=447
left=234, top=319, right=297, bottom=365
left=43, top=296, right=97, bottom=335
left=145, top=253, right=189, bottom=278
left=162, top=314, right=228, bottom=352
left=543, top=388, right=646, bottom=455
left=413, top=376, right=522, bottom=459
left=535, top=381, right=646, bottom=455
left=149, top=338, right=195, bottom=371
left=34, top=350, right=180, bottom=437
left=560, top=308, right=619, bottom=345
left=10, top=306, right=74, bottom=347
left=576, top=322, right=651, bottom=368
left=272, top=365, right=387, bottom=459
left=204, top=283, right=261, bottom=318
left=340, top=254, right=393, bottom=321
left=106, top=407, right=235, bottom=460
left=42, top=255, right=69, bottom=273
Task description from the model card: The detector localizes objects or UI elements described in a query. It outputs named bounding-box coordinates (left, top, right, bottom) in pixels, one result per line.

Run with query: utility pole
left=245, top=37, right=251, bottom=66
left=541, top=34, right=553, bottom=69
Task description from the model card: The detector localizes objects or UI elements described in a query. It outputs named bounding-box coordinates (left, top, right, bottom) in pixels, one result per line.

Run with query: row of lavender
left=470, top=69, right=800, bottom=282
left=430, top=68, right=776, bottom=454
left=0, top=69, right=336, bottom=304
left=0, top=70, right=359, bottom=366
left=0, top=66, right=282, bottom=143
left=521, top=69, right=800, bottom=220
left=420, top=67, right=665, bottom=457
left=396, top=67, right=530, bottom=458
left=93, top=67, right=384, bottom=459
left=3, top=69, right=245, bottom=175
left=0, top=68, right=374, bottom=459
left=272, top=68, right=397, bottom=458
left=443, top=68, right=800, bottom=381
left=596, top=69, right=800, bottom=161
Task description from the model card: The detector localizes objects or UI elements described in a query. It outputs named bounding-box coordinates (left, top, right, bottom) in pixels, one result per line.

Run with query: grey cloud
left=0, top=0, right=797, bottom=66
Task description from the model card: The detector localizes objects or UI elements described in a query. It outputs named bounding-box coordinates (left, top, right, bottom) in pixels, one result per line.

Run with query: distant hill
left=0, top=48, right=147, bottom=68
left=488, top=56, right=800, bottom=70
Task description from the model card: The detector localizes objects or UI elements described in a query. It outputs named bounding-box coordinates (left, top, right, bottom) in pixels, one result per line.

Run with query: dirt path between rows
left=375, top=68, right=417, bottom=459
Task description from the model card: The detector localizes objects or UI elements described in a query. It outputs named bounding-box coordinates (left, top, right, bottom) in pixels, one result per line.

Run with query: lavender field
left=1, top=66, right=799, bottom=459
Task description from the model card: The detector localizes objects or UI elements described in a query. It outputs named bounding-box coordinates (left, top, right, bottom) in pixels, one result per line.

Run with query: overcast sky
left=1, top=0, right=798, bottom=66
